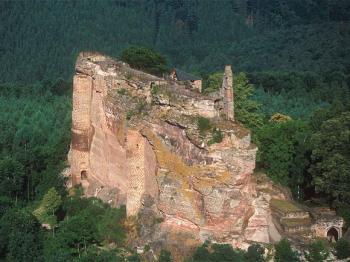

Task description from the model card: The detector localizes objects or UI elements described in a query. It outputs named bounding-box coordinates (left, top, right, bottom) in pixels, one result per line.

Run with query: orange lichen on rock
left=67, top=52, right=278, bottom=251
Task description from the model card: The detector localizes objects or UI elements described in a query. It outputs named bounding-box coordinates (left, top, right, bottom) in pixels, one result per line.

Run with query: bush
left=305, top=239, right=329, bottom=262
left=190, top=242, right=245, bottom=262
left=151, top=84, right=159, bottom=95
left=120, top=47, right=167, bottom=76
left=197, top=117, right=212, bottom=135
left=335, top=238, right=350, bottom=260
left=274, top=239, right=300, bottom=262
left=245, top=243, right=265, bottom=262
left=117, top=88, right=128, bottom=95
left=208, top=128, right=223, bottom=145
left=159, top=249, right=172, bottom=262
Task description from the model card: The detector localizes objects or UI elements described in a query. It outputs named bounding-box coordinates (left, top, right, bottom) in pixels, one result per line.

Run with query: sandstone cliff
left=67, top=52, right=279, bottom=255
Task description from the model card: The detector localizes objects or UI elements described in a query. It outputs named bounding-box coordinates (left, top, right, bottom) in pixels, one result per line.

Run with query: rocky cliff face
left=68, top=52, right=278, bottom=254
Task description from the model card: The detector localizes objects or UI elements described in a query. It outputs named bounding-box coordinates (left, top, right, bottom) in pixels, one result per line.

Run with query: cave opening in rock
left=81, top=170, right=88, bottom=180
left=327, top=227, right=339, bottom=242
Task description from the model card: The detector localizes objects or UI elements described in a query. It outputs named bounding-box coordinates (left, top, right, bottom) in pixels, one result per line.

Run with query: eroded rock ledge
left=67, top=51, right=277, bottom=254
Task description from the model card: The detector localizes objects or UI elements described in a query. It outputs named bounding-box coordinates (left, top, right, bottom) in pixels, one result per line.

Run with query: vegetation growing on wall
left=0, top=0, right=350, bottom=260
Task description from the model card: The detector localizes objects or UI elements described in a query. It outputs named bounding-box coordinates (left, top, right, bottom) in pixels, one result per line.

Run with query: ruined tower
left=70, top=72, right=93, bottom=187
left=221, top=65, right=234, bottom=121
left=68, top=53, right=278, bottom=249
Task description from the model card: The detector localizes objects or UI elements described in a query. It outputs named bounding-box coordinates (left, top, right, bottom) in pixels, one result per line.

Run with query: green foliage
left=126, top=111, right=134, bottom=120
left=274, top=239, right=300, bottom=262
left=117, top=88, right=128, bottom=95
left=197, top=117, right=212, bottom=135
left=121, top=47, right=168, bottom=76
left=1, top=1, right=349, bottom=82
left=151, top=84, right=159, bottom=95
left=234, top=73, right=264, bottom=129
left=96, top=208, right=126, bottom=245
left=33, top=187, right=62, bottom=230
left=190, top=242, right=246, bottom=262
left=305, top=239, right=329, bottom=262
left=44, top=195, right=126, bottom=260
left=0, top=82, right=71, bottom=201
left=335, top=238, right=350, bottom=259
left=309, top=111, right=350, bottom=203
left=203, top=72, right=223, bottom=93
left=256, top=120, right=311, bottom=196
left=0, top=208, right=43, bottom=261
left=208, top=128, right=223, bottom=145
left=202, top=72, right=264, bottom=129
left=0, top=2, right=350, bottom=260
left=245, top=243, right=265, bottom=262
left=159, top=249, right=173, bottom=262
left=0, top=157, right=25, bottom=199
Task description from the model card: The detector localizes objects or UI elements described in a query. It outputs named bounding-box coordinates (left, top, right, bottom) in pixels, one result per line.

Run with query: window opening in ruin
left=327, top=227, right=339, bottom=242
left=81, top=170, right=88, bottom=180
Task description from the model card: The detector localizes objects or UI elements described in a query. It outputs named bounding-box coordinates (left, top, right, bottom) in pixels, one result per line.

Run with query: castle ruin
left=67, top=52, right=344, bottom=256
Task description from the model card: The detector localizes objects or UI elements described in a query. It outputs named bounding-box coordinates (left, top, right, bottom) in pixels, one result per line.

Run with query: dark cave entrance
left=327, top=227, right=339, bottom=242
left=81, top=170, right=88, bottom=180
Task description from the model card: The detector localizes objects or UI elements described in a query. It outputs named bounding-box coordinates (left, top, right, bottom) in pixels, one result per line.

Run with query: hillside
left=0, top=0, right=350, bottom=82
left=0, top=1, right=349, bottom=261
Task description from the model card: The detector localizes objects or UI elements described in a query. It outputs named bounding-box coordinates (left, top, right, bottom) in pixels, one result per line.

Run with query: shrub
left=245, top=243, right=265, bottom=262
left=144, top=245, right=150, bottom=252
left=335, top=238, right=350, bottom=259
left=120, top=47, right=167, bottom=76
left=117, top=88, right=128, bottom=95
left=208, top=128, right=223, bottom=145
left=305, top=239, right=329, bottom=262
left=159, top=249, right=172, bottom=262
left=274, top=239, right=300, bottom=262
left=197, top=117, right=212, bottom=135
left=126, top=111, right=134, bottom=120
left=151, top=85, right=159, bottom=95
left=136, top=101, right=147, bottom=114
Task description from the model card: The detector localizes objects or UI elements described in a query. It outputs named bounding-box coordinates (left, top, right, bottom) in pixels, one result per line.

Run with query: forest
left=0, top=0, right=349, bottom=261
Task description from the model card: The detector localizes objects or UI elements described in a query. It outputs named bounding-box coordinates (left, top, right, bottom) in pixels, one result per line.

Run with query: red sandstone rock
left=68, top=52, right=275, bottom=249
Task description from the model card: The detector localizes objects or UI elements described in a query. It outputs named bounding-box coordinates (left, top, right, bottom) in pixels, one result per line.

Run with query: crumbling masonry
left=221, top=65, right=234, bottom=121
left=69, top=52, right=316, bottom=255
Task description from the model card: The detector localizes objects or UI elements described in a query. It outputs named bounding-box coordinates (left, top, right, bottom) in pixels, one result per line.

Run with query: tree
left=245, top=243, right=265, bottom=262
left=256, top=120, right=311, bottom=197
left=203, top=72, right=223, bottom=93
left=0, top=208, right=43, bottom=261
left=190, top=242, right=245, bottom=262
left=234, top=72, right=264, bottom=129
left=96, top=208, right=126, bottom=245
left=33, top=187, right=62, bottom=235
left=192, top=242, right=211, bottom=262
left=120, top=47, right=168, bottom=76
left=0, top=156, right=25, bottom=200
left=305, top=239, right=329, bottom=262
left=309, top=112, right=350, bottom=203
left=274, top=239, right=300, bottom=262
left=335, top=238, right=350, bottom=260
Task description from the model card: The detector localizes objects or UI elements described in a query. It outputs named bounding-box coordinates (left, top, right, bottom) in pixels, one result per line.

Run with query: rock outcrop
left=67, top=52, right=277, bottom=254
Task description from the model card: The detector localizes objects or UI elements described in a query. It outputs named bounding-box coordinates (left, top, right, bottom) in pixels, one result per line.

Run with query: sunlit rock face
left=68, top=52, right=274, bottom=252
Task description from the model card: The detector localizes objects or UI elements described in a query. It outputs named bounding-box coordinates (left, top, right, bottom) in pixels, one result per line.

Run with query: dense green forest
left=0, top=0, right=350, bottom=260
left=1, top=0, right=350, bottom=82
